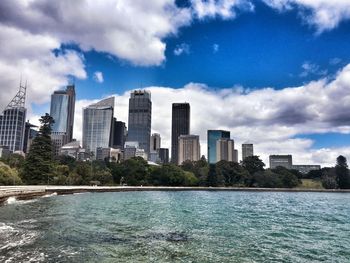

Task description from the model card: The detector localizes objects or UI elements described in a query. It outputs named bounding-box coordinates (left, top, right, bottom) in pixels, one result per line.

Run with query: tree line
left=0, top=114, right=349, bottom=189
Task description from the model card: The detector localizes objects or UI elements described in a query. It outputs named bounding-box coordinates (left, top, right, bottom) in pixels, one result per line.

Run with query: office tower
left=23, top=121, right=38, bottom=153
left=50, top=85, right=75, bottom=155
left=233, top=149, right=238, bottom=163
left=216, top=138, right=235, bottom=162
left=207, top=130, right=230, bottom=164
left=242, top=143, right=254, bottom=160
left=158, top=148, right=169, bottom=164
left=151, top=133, right=161, bottom=151
left=127, top=90, right=152, bottom=155
left=112, top=119, right=127, bottom=149
left=82, top=97, right=114, bottom=157
left=171, top=103, right=190, bottom=164
left=0, top=83, right=27, bottom=152
left=178, top=135, right=200, bottom=165
left=269, top=155, right=293, bottom=169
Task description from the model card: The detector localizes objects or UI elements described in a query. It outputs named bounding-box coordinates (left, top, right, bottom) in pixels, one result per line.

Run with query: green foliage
left=120, top=157, right=149, bottom=186
left=216, top=160, right=251, bottom=186
left=181, top=158, right=209, bottom=186
left=22, top=114, right=54, bottom=184
left=253, top=167, right=299, bottom=188
left=0, top=162, right=22, bottom=185
left=272, top=166, right=300, bottom=188
left=336, top=155, right=350, bottom=189
left=148, top=164, right=198, bottom=186
left=242, top=156, right=265, bottom=175
left=1, top=153, right=25, bottom=169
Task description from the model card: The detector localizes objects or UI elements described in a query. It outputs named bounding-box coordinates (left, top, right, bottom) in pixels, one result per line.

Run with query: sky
left=0, top=0, right=350, bottom=167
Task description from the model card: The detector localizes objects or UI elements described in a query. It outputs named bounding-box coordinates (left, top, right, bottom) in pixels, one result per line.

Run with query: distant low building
left=158, top=148, right=169, bottom=164
left=0, top=146, right=10, bottom=158
left=292, top=165, right=321, bottom=174
left=269, top=155, right=293, bottom=169
left=124, top=141, right=147, bottom=160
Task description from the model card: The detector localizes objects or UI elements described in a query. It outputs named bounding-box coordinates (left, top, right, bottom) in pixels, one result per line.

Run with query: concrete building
left=242, top=143, right=254, bottom=161
left=150, top=133, right=161, bottom=152
left=60, top=141, right=82, bottom=159
left=216, top=138, right=235, bottom=162
left=292, top=165, right=321, bottom=174
left=207, top=130, right=230, bottom=164
left=123, top=141, right=148, bottom=160
left=178, top=135, right=200, bottom=165
left=127, top=90, right=152, bottom=156
left=233, top=149, right=238, bottom=163
left=0, top=83, right=27, bottom=153
left=171, top=103, right=190, bottom=164
left=82, top=97, right=114, bottom=157
left=50, top=85, right=75, bottom=155
left=0, top=146, right=11, bottom=158
left=269, top=155, right=293, bottom=169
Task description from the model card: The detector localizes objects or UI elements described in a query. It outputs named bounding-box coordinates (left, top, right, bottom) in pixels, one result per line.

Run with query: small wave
left=0, top=223, right=14, bottom=233
left=5, top=197, right=17, bottom=204
left=41, top=192, right=57, bottom=198
left=5, top=197, right=37, bottom=205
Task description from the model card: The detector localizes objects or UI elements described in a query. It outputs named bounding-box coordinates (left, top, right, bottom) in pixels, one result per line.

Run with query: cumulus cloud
left=68, top=63, right=350, bottom=167
left=174, top=43, right=190, bottom=56
left=262, top=0, right=350, bottom=32
left=93, top=71, right=104, bottom=83
left=0, top=0, right=192, bottom=66
left=191, top=0, right=254, bottom=20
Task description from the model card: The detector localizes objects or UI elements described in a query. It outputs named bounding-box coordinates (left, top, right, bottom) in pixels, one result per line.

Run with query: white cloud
left=263, top=0, right=350, bottom=32
left=70, top=63, right=350, bottom=168
left=190, top=0, right=254, bottom=20
left=174, top=43, right=190, bottom=56
left=213, top=43, right=219, bottom=53
left=0, top=0, right=192, bottom=66
left=299, top=61, right=327, bottom=77
left=93, top=71, right=104, bottom=83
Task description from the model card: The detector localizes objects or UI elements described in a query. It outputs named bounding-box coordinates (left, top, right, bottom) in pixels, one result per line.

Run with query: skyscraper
left=127, top=90, right=152, bottom=155
left=216, top=138, right=235, bottom=162
left=150, top=133, right=161, bottom=152
left=50, top=85, right=75, bottom=155
left=0, top=82, right=27, bottom=152
left=112, top=119, right=127, bottom=149
left=171, top=103, right=190, bottom=164
left=242, top=143, right=254, bottom=160
left=178, top=135, right=200, bottom=165
left=82, top=97, right=114, bottom=157
left=207, top=130, right=230, bottom=164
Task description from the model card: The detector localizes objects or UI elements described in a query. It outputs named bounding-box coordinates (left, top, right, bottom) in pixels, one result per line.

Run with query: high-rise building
left=158, top=148, right=169, bottom=164
left=269, top=155, right=293, bottom=169
left=207, top=130, right=230, bottom=164
left=112, top=119, right=127, bottom=149
left=0, top=83, right=27, bottom=152
left=127, top=90, right=152, bottom=155
left=50, top=85, right=75, bottom=155
left=82, top=97, right=114, bottom=157
left=242, top=143, right=254, bottom=161
left=171, top=103, right=190, bottom=164
left=178, top=135, right=200, bottom=165
left=151, top=133, right=161, bottom=152
left=23, top=121, right=38, bottom=153
left=233, top=149, right=238, bottom=163
left=216, top=138, right=235, bottom=162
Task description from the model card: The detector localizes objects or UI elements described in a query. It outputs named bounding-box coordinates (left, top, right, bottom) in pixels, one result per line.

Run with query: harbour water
left=0, top=191, right=349, bottom=262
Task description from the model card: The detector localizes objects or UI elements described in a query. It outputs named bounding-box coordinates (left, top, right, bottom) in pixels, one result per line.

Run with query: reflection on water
left=0, top=191, right=350, bottom=262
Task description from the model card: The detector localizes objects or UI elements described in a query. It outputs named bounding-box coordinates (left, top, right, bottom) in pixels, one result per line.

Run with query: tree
left=242, top=156, right=265, bottom=175
left=22, top=114, right=55, bottom=184
left=335, top=155, right=350, bottom=189
left=0, top=161, right=22, bottom=185
left=216, top=160, right=250, bottom=186
left=272, top=166, right=300, bottom=188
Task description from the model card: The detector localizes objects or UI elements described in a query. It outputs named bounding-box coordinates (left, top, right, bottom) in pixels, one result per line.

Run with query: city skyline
left=0, top=0, right=349, bottom=166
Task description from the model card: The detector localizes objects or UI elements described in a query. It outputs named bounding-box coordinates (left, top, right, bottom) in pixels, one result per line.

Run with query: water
left=0, top=191, right=349, bottom=262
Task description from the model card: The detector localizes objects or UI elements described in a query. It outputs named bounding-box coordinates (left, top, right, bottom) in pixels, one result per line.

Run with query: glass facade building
left=127, top=90, right=152, bottom=155
left=0, top=84, right=27, bottom=152
left=82, top=97, right=114, bottom=157
left=171, top=103, right=190, bottom=164
left=207, top=130, right=230, bottom=164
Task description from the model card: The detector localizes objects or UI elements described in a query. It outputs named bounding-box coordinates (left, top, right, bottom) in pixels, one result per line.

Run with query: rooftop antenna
left=6, top=79, right=27, bottom=110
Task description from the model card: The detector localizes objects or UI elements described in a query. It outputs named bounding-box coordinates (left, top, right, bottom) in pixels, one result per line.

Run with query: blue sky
left=1, top=0, right=350, bottom=166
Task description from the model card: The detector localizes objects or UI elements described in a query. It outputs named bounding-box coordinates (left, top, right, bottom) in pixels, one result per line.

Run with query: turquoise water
left=0, top=191, right=349, bottom=262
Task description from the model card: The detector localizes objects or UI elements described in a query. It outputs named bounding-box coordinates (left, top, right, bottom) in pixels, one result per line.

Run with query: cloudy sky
left=1, top=0, right=350, bottom=167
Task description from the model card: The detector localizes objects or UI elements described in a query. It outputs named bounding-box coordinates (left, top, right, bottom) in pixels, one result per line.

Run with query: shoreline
left=1, top=186, right=350, bottom=205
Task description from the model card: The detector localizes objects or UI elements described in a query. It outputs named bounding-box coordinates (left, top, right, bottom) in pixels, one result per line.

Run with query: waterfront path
left=1, top=185, right=350, bottom=204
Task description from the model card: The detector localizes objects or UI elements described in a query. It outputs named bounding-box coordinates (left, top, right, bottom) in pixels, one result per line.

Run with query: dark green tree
left=336, top=155, right=350, bottom=189
left=216, top=160, right=250, bottom=186
left=22, top=114, right=54, bottom=184
left=242, top=156, right=265, bottom=175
